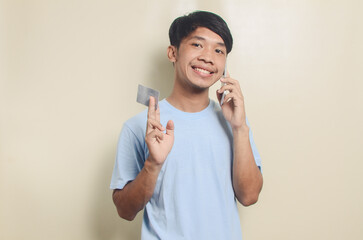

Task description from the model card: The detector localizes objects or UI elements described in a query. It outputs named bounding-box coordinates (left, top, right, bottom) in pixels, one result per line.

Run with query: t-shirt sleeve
left=110, top=124, right=145, bottom=189
left=246, top=118, right=262, bottom=172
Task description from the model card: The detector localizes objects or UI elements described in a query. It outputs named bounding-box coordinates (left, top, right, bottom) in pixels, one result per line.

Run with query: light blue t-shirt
left=110, top=99, right=262, bottom=240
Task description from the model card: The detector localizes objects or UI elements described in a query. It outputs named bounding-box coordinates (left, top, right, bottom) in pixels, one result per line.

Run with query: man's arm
left=217, top=76, right=263, bottom=206
left=112, top=159, right=163, bottom=220
left=112, top=97, right=174, bottom=220
left=231, top=126, right=263, bottom=206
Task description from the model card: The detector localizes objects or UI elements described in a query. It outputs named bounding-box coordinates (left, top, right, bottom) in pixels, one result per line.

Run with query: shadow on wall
left=91, top=52, right=173, bottom=240
left=91, top=143, right=142, bottom=240
left=148, top=48, right=174, bottom=100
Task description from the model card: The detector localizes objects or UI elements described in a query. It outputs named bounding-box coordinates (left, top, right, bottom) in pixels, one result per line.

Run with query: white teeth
left=194, top=67, right=211, bottom=74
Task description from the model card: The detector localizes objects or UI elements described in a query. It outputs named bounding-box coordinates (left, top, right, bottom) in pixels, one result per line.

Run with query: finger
left=217, top=84, right=242, bottom=97
left=223, top=92, right=235, bottom=105
left=221, top=77, right=239, bottom=86
left=156, top=102, right=160, bottom=122
left=147, top=119, right=165, bottom=134
left=222, top=92, right=230, bottom=105
left=148, top=96, right=156, bottom=120
left=217, top=84, right=232, bottom=94
left=165, top=120, right=174, bottom=136
left=147, top=129, right=164, bottom=141
left=147, top=119, right=165, bottom=130
left=223, top=92, right=244, bottom=106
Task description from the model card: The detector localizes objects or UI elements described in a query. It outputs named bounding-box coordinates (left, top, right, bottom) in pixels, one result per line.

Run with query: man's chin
left=181, top=77, right=217, bottom=93
left=189, top=83, right=211, bottom=93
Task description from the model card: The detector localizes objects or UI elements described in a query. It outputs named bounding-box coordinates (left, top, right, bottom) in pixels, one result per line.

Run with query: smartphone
left=220, top=63, right=227, bottom=106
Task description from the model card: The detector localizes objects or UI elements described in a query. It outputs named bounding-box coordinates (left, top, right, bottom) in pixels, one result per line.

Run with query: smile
left=192, top=66, right=214, bottom=75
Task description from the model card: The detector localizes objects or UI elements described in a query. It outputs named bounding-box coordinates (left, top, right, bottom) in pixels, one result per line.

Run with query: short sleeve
left=110, top=124, right=145, bottom=189
left=246, top=118, right=262, bottom=172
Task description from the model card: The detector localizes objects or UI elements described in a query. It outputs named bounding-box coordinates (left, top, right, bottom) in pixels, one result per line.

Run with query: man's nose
left=198, top=48, right=214, bottom=64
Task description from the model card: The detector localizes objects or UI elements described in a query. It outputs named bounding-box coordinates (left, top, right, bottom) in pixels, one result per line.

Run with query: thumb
left=165, top=120, right=174, bottom=136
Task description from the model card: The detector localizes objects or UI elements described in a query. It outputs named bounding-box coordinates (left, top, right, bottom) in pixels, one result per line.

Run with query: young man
left=111, top=11, right=263, bottom=239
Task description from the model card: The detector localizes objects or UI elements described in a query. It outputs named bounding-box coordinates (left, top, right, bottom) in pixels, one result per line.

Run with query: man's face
left=169, top=27, right=227, bottom=91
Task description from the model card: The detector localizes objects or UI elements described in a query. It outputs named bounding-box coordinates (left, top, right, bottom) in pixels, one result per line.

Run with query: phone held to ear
left=220, top=63, right=228, bottom=106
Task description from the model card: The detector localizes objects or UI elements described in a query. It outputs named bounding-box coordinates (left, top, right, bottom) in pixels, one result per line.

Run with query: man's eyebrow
left=191, top=36, right=206, bottom=41
left=190, top=35, right=226, bottom=47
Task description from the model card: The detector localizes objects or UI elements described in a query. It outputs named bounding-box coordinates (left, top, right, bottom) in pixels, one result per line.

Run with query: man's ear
left=167, top=45, right=177, bottom=63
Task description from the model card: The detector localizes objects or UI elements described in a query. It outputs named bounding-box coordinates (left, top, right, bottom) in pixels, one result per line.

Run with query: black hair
left=169, top=11, right=233, bottom=54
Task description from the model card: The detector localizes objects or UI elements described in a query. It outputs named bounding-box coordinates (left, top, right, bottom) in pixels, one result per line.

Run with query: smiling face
left=168, top=27, right=227, bottom=92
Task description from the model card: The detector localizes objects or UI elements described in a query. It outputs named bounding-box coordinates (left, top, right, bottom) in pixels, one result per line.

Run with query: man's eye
left=192, top=43, right=202, bottom=47
left=215, top=49, right=224, bottom=54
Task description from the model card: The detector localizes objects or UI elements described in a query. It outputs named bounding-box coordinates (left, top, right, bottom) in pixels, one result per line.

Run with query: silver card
left=136, top=84, right=159, bottom=109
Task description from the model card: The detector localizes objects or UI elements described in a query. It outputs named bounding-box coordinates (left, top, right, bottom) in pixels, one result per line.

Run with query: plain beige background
left=1, top=0, right=362, bottom=239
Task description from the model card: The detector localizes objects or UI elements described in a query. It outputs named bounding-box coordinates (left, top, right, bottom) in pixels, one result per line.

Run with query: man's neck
left=166, top=82, right=210, bottom=113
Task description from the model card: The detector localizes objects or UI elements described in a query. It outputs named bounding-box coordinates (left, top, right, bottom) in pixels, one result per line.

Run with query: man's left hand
left=217, top=75, right=247, bottom=130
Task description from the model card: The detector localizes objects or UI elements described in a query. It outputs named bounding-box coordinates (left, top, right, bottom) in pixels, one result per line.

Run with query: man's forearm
left=112, top=159, right=162, bottom=221
left=232, top=125, right=263, bottom=206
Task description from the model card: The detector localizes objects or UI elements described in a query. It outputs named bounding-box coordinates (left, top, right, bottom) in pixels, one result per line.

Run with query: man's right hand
left=145, top=96, right=174, bottom=167
left=113, top=97, right=174, bottom=220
